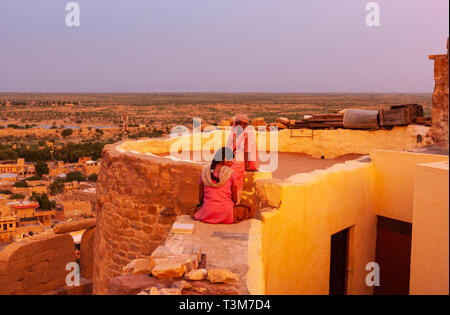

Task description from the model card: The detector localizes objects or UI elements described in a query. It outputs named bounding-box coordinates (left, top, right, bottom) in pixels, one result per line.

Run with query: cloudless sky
left=0, top=0, right=448, bottom=93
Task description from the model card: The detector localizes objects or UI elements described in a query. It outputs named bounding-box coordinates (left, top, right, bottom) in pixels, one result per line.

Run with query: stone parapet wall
left=121, top=126, right=427, bottom=160
left=80, top=227, right=96, bottom=279
left=276, top=126, right=428, bottom=158
left=0, top=233, right=76, bottom=295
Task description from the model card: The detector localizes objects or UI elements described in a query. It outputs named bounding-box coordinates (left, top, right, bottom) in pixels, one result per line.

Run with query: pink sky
left=0, top=0, right=448, bottom=93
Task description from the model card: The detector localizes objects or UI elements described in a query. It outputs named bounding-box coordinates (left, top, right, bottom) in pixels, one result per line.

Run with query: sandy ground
left=267, top=152, right=364, bottom=179
left=156, top=151, right=363, bottom=179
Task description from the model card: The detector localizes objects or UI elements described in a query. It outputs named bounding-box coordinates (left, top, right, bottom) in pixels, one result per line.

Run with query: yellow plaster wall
left=247, top=219, right=265, bottom=295
left=61, top=200, right=92, bottom=218
left=14, top=207, right=35, bottom=219
left=15, top=225, right=45, bottom=238
left=275, top=125, right=427, bottom=158
left=410, top=161, right=449, bottom=295
left=261, top=161, right=378, bottom=295
left=119, top=125, right=426, bottom=159
left=371, top=150, right=449, bottom=223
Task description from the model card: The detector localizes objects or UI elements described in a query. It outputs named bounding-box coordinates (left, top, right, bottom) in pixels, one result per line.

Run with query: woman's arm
left=231, top=183, right=238, bottom=205
left=198, top=182, right=204, bottom=205
left=244, top=134, right=257, bottom=172
left=244, top=133, right=250, bottom=171
left=244, top=152, right=256, bottom=172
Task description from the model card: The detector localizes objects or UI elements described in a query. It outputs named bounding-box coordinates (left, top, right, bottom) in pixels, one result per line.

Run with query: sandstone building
left=93, top=124, right=448, bottom=295
left=0, top=159, right=25, bottom=175
left=0, top=200, right=55, bottom=241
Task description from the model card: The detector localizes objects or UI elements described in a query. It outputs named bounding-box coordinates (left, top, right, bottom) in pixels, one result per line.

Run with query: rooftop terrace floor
left=267, top=152, right=363, bottom=179
left=169, top=215, right=258, bottom=295
left=408, top=145, right=449, bottom=156
left=156, top=151, right=363, bottom=179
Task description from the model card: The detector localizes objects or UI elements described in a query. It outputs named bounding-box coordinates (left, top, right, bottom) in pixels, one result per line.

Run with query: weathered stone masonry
left=93, top=142, right=274, bottom=294
left=93, top=143, right=204, bottom=294
left=429, top=38, right=449, bottom=148
left=0, top=233, right=75, bottom=295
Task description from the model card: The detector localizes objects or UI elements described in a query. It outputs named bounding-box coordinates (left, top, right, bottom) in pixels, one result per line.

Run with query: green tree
left=31, top=192, right=56, bottom=210
left=26, top=175, right=41, bottom=181
left=0, top=148, right=18, bottom=160
left=88, top=173, right=98, bottom=182
left=14, top=181, right=29, bottom=188
left=35, top=160, right=49, bottom=178
left=9, top=194, right=25, bottom=200
left=95, top=128, right=104, bottom=135
left=66, top=171, right=86, bottom=182
left=62, top=128, right=73, bottom=138
left=49, top=179, right=65, bottom=195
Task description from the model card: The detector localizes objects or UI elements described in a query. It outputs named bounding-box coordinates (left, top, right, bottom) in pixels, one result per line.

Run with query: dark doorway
left=375, top=216, right=412, bottom=295
left=329, top=228, right=349, bottom=295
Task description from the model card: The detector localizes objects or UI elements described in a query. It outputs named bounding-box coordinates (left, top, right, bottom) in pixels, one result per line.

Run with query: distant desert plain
left=0, top=93, right=432, bottom=147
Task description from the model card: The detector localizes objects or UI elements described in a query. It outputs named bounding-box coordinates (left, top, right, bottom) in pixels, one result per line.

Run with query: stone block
left=183, top=255, right=198, bottom=273
left=184, top=269, right=207, bottom=281
left=138, top=285, right=181, bottom=295
left=108, top=274, right=158, bottom=295
left=171, top=223, right=195, bottom=234
left=53, top=218, right=96, bottom=234
left=219, top=119, right=233, bottom=127
left=149, top=287, right=160, bottom=295
left=207, top=269, right=239, bottom=284
left=252, top=117, right=266, bottom=127
left=124, top=209, right=139, bottom=221
left=132, top=257, right=156, bottom=275
left=276, top=117, right=290, bottom=126
left=160, top=288, right=181, bottom=295
left=152, top=262, right=186, bottom=279
left=181, top=280, right=240, bottom=295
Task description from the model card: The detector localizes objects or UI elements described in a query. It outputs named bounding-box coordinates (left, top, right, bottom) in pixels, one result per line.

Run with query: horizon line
left=0, top=91, right=433, bottom=95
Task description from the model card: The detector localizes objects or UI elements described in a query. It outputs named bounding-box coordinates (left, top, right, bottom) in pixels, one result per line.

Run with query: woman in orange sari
left=226, top=114, right=258, bottom=204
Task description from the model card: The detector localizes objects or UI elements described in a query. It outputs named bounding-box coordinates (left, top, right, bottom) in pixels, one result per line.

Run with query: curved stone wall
left=121, top=126, right=427, bottom=159
left=93, top=143, right=203, bottom=294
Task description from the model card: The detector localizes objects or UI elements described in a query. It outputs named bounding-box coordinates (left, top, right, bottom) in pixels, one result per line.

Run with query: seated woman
left=194, top=147, right=237, bottom=224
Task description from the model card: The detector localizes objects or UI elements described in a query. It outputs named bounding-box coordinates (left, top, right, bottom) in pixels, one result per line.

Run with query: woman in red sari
left=195, top=147, right=238, bottom=224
